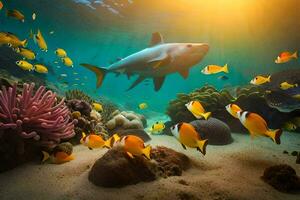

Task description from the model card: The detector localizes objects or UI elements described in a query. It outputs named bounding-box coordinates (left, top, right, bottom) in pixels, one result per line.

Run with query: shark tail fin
left=80, top=63, right=108, bottom=88
left=223, top=64, right=229, bottom=73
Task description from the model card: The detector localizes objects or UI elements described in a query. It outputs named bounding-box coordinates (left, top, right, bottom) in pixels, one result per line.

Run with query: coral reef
left=66, top=99, right=91, bottom=117
left=190, top=118, right=233, bottom=145
left=97, top=98, right=119, bottom=124
left=0, top=83, right=76, bottom=172
left=262, top=164, right=300, bottom=193
left=65, top=89, right=93, bottom=104
left=106, top=110, right=147, bottom=135
left=166, top=84, right=292, bottom=132
left=88, top=146, right=191, bottom=187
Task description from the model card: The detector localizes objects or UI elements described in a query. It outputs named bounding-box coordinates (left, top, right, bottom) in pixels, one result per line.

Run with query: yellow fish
left=93, top=103, right=103, bottom=112
left=282, top=122, right=297, bottom=131
left=185, top=101, right=211, bottom=120
left=16, top=48, right=36, bottom=60
left=55, top=48, right=67, bottom=58
left=149, top=121, right=165, bottom=134
left=32, top=12, right=36, bottom=20
left=80, top=132, right=116, bottom=150
left=237, top=111, right=282, bottom=144
left=201, top=64, right=228, bottom=75
left=16, top=60, right=34, bottom=71
left=6, top=9, right=25, bottom=22
left=34, top=64, right=48, bottom=74
left=138, top=103, right=148, bottom=109
left=115, top=135, right=151, bottom=160
left=61, top=57, right=73, bottom=67
left=275, top=51, right=297, bottom=64
left=42, top=151, right=74, bottom=164
left=225, top=104, right=242, bottom=118
left=250, top=75, right=271, bottom=85
left=0, top=1, right=3, bottom=10
left=170, top=122, right=208, bottom=155
left=279, top=82, right=298, bottom=90
left=34, top=29, right=48, bottom=51
left=0, top=32, right=27, bottom=48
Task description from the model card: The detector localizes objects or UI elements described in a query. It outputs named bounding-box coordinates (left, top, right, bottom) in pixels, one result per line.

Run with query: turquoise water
left=1, top=0, right=300, bottom=112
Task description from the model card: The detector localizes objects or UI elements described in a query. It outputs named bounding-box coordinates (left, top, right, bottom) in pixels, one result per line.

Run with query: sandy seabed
left=0, top=131, right=299, bottom=200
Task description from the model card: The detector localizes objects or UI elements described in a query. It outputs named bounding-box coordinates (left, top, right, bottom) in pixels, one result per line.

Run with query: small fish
left=73, top=72, right=78, bottom=75
left=218, top=75, right=229, bottom=80
left=149, top=121, right=165, bottom=134
left=60, top=74, right=67, bottom=77
left=73, top=83, right=78, bottom=86
left=0, top=32, right=27, bottom=48
left=32, top=12, right=36, bottom=20
left=170, top=122, right=208, bottom=155
left=0, top=1, right=3, bottom=10
left=250, top=75, right=271, bottom=85
left=75, top=78, right=80, bottom=81
left=61, top=57, right=73, bottom=67
left=139, top=103, right=148, bottom=110
left=279, top=82, right=298, bottom=90
left=226, top=104, right=242, bottom=119
left=16, top=60, right=34, bottom=71
left=185, top=101, right=211, bottom=120
left=275, top=51, right=297, bottom=64
left=237, top=111, right=282, bottom=144
left=114, top=135, right=151, bottom=160
left=42, top=151, right=74, bottom=164
left=80, top=132, right=117, bottom=150
left=49, top=31, right=55, bottom=35
left=80, top=83, right=85, bottom=86
left=6, top=9, right=25, bottom=22
left=201, top=64, right=228, bottom=75
left=71, top=111, right=81, bottom=119
left=282, top=122, right=297, bottom=131
left=55, top=48, right=67, bottom=58
left=34, top=64, right=48, bottom=74
left=56, top=66, right=61, bottom=69
left=93, top=103, right=103, bottom=112
left=34, top=29, right=48, bottom=51
left=16, top=48, right=36, bottom=60
left=54, top=61, right=59, bottom=64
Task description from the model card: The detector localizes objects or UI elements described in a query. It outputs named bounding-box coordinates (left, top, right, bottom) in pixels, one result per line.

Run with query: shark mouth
left=265, top=91, right=300, bottom=113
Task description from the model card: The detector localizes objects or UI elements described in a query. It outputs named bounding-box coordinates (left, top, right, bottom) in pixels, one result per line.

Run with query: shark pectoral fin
left=149, top=32, right=164, bottom=47
left=178, top=69, right=190, bottom=79
left=126, top=76, right=146, bottom=91
left=153, top=76, right=166, bottom=91
left=148, top=54, right=171, bottom=69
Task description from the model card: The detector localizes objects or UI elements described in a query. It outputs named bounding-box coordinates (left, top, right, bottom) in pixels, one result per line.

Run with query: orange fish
left=226, top=104, right=242, bottom=118
left=275, top=51, right=297, bottom=64
left=185, top=101, right=211, bottom=120
left=0, top=1, right=3, bottom=10
left=42, top=151, right=74, bottom=164
left=170, top=122, right=208, bottom=155
left=237, top=111, right=282, bottom=144
left=80, top=132, right=116, bottom=150
left=115, top=135, right=151, bottom=159
left=201, top=64, right=228, bottom=75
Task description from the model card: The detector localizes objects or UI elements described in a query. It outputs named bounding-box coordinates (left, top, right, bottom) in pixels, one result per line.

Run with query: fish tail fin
left=142, top=145, right=152, bottom=160
left=201, top=112, right=211, bottom=120
left=223, top=64, right=229, bottom=73
left=197, top=139, right=208, bottom=155
left=266, top=129, right=282, bottom=145
left=29, top=29, right=34, bottom=39
left=21, top=39, right=27, bottom=47
left=267, top=75, right=271, bottom=82
left=80, top=63, right=108, bottom=88
left=293, top=51, right=298, bottom=59
left=66, top=154, right=75, bottom=161
left=104, top=133, right=120, bottom=148
left=42, top=151, right=50, bottom=163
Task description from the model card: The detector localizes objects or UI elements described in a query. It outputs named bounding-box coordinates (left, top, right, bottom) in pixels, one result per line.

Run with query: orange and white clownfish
left=225, top=104, right=242, bottom=118
left=185, top=101, right=211, bottom=120
left=42, top=151, right=74, bottom=164
left=80, top=132, right=119, bottom=150
left=237, top=111, right=282, bottom=144
left=170, top=122, right=208, bottom=155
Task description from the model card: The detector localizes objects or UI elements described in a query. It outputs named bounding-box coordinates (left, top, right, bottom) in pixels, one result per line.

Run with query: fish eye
left=187, top=44, right=192, bottom=48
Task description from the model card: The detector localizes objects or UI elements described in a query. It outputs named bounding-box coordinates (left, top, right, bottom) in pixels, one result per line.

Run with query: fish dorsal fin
left=149, top=32, right=164, bottom=47
left=178, top=69, right=190, bottom=79
left=153, top=76, right=166, bottom=91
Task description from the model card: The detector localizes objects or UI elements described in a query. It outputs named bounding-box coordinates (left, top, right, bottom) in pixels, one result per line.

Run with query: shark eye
left=187, top=44, right=192, bottom=48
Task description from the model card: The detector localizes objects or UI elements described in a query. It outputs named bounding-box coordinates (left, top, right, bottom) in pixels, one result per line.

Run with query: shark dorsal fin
left=149, top=32, right=164, bottom=47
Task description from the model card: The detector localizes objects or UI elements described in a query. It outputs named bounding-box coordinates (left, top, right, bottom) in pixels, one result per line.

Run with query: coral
left=166, top=84, right=291, bottom=132
left=0, top=83, right=76, bottom=172
left=98, top=99, right=119, bottom=124
left=52, top=142, right=73, bottom=155
left=66, top=99, right=91, bottom=117
left=88, top=146, right=191, bottom=187
left=105, top=110, right=147, bottom=135
left=190, top=118, right=233, bottom=145
left=262, top=164, right=300, bottom=193
left=65, top=89, right=93, bottom=104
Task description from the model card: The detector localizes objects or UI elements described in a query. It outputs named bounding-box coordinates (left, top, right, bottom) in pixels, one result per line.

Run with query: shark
left=80, top=32, right=209, bottom=91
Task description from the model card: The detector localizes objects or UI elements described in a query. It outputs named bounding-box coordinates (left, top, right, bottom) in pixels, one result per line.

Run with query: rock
left=262, top=164, right=300, bottom=193
left=283, top=150, right=289, bottom=154
left=297, top=154, right=300, bottom=164
left=291, top=151, right=298, bottom=156
left=115, top=129, right=151, bottom=142
left=89, top=146, right=191, bottom=187
left=53, top=142, right=73, bottom=155
left=190, top=118, right=233, bottom=145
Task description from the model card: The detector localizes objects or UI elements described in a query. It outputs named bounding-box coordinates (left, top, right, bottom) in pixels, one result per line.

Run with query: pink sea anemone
left=0, top=83, right=76, bottom=148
